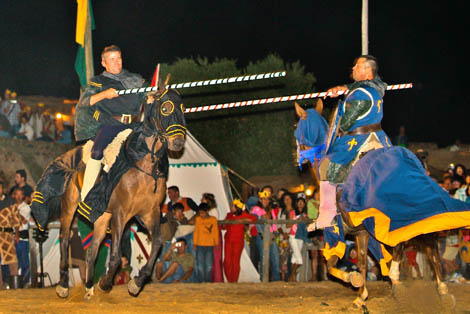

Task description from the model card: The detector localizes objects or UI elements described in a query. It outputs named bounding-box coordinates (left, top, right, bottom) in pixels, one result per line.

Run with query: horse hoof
left=353, top=296, right=366, bottom=308
left=98, top=279, right=112, bottom=293
left=56, top=285, right=69, bottom=298
left=84, top=286, right=95, bottom=300
left=440, top=293, right=456, bottom=309
left=128, top=279, right=141, bottom=297
left=348, top=271, right=364, bottom=288
left=438, top=282, right=448, bottom=296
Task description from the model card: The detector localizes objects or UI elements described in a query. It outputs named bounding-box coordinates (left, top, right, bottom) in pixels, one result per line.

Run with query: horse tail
left=31, top=146, right=84, bottom=230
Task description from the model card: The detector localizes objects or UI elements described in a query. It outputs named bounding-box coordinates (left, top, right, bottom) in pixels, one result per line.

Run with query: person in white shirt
left=12, top=188, right=31, bottom=284
left=16, top=114, right=34, bottom=141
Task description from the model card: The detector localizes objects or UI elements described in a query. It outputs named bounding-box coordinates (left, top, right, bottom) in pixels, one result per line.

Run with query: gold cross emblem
left=347, top=138, right=358, bottom=151
left=333, top=225, right=340, bottom=235
left=377, top=100, right=382, bottom=113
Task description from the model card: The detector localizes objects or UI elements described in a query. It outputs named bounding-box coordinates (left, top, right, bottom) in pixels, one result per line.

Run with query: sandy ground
left=0, top=280, right=470, bottom=314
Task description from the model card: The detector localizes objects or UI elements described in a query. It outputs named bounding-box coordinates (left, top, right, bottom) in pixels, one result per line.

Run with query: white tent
left=164, top=131, right=260, bottom=283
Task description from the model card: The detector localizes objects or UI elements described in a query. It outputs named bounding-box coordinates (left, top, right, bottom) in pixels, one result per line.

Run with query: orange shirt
left=193, top=216, right=219, bottom=247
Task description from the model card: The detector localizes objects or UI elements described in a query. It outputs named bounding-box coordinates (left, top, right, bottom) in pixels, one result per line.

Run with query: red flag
left=151, top=64, right=160, bottom=87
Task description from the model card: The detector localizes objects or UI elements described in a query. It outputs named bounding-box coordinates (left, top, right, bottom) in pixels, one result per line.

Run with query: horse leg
left=326, top=256, right=364, bottom=288
left=353, top=231, right=369, bottom=308
left=128, top=212, right=161, bottom=297
left=422, top=235, right=447, bottom=295
left=56, top=185, right=79, bottom=298
left=98, top=213, right=125, bottom=292
left=84, top=212, right=112, bottom=300
left=390, top=243, right=405, bottom=286
left=423, top=234, right=456, bottom=309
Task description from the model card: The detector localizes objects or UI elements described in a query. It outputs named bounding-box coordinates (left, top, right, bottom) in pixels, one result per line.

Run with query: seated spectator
left=449, top=139, right=462, bottom=152
left=155, top=238, right=194, bottom=283
left=114, top=256, right=132, bottom=285
left=15, top=114, right=33, bottom=141
left=9, top=170, right=33, bottom=205
left=55, top=122, right=72, bottom=144
left=36, top=110, right=55, bottom=142
left=172, top=203, right=195, bottom=255
left=193, top=203, right=219, bottom=283
left=162, top=186, right=198, bottom=214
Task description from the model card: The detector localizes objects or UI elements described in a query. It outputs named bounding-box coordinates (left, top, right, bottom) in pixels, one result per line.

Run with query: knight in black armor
left=74, top=45, right=145, bottom=203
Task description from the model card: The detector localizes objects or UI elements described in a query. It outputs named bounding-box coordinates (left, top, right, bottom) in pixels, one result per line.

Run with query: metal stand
left=32, top=229, right=49, bottom=288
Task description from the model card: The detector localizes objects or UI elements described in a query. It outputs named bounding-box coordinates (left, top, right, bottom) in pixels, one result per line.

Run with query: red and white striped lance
left=185, top=83, right=413, bottom=113
left=116, top=71, right=286, bottom=95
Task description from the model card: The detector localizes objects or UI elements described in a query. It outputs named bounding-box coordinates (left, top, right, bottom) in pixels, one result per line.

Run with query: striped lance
left=116, top=71, right=286, bottom=95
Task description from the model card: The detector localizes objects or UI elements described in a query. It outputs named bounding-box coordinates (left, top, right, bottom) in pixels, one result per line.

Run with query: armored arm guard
left=340, top=99, right=372, bottom=132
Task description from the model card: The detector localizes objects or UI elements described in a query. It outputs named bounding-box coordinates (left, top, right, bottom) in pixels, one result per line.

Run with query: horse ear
left=294, top=102, right=308, bottom=120
left=164, top=73, right=172, bottom=86
left=158, top=78, right=166, bottom=92
left=315, top=98, right=323, bottom=115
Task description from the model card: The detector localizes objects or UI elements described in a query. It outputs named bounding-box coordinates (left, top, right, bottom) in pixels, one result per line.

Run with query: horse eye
left=160, top=101, right=175, bottom=116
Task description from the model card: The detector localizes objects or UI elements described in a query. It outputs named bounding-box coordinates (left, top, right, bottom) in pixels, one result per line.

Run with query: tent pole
left=225, top=166, right=257, bottom=188
left=229, top=178, right=242, bottom=200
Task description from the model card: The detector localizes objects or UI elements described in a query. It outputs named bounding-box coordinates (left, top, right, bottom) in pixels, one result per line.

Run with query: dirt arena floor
left=1, top=280, right=470, bottom=314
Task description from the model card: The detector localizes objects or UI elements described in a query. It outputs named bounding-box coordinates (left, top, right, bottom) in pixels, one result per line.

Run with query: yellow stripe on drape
left=76, top=0, right=88, bottom=46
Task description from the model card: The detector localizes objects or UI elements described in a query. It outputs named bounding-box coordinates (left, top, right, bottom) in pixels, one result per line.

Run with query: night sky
left=1, top=1, right=468, bottom=146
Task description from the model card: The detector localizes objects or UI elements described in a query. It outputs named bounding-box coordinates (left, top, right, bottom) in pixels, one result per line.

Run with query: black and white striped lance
left=115, top=71, right=286, bottom=95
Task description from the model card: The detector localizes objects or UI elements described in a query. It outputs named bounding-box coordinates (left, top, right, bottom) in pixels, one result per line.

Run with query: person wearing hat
left=251, top=190, right=281, bottom=281
left=0, top=89, right=21, bottom=136
left=222, top=199, right=257, bottom=283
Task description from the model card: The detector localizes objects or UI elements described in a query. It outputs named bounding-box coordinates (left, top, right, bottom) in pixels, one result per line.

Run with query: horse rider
left=316, top=55, right=392, bottom=228
left=74, top=44, right=145, bottom=204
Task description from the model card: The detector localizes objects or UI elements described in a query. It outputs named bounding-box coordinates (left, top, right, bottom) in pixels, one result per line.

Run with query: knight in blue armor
left=74, top=45, right=145, bottom=203
left=317, top=55, right=392, bottom=228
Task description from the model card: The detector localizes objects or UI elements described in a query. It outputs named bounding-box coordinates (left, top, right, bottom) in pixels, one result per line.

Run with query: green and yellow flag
left=75, top=0, right=95, bottom=88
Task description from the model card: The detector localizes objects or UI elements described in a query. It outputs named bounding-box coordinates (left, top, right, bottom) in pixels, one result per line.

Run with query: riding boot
left=81, top=158, right=102, bottom=202
left=316, top=181, right=337, bottom=228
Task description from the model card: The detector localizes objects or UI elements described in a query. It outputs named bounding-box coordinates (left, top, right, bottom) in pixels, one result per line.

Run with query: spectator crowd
left=0, top=89, right=73, bottom=144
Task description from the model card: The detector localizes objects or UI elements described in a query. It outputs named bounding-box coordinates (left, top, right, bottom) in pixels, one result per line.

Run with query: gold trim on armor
left=89, top=81, right=102, bottom=88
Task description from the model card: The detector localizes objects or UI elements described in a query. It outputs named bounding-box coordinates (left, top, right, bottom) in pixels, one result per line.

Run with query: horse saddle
left=81, top=128, right=133, bottom=173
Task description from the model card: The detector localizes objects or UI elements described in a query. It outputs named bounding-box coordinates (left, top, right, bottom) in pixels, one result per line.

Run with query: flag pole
left=84, top=0, right=94, bottom=83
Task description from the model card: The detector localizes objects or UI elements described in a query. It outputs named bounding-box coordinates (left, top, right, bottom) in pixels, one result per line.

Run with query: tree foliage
left=160, top=54, right=317, bottom=179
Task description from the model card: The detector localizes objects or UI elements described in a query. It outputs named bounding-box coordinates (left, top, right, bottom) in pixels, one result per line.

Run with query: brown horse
left=33, top=87, right=186, bottom=299
left=294, top=102, right=454, bottom=310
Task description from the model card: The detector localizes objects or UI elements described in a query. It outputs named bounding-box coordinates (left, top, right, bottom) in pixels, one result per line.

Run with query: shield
left=0, top=114, right=11, bottom=133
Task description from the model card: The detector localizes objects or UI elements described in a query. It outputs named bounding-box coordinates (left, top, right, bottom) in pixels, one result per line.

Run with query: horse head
left=144, top=87, right=186, bottom=152
left=294, top=100, right=329, bottom=166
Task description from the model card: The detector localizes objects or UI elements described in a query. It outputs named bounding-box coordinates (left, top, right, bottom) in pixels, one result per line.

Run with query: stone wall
left=0, top=138, right=73, bottom=190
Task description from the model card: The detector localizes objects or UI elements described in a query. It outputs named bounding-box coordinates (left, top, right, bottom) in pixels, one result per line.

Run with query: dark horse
left=294, top=102, right=461, bottom=309
left=32, top=87, right=186, bottom=299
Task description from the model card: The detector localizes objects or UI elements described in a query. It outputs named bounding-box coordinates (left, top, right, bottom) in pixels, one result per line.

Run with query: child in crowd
left=193, top=203, right=219, bottom=283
